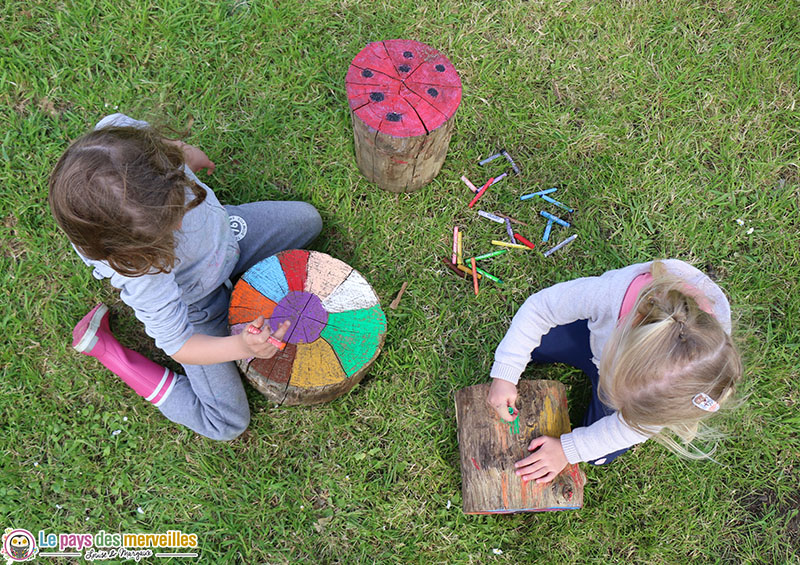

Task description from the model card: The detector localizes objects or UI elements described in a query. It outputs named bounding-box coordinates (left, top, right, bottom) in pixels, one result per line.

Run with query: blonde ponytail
left=598, top=262, right=743, bottom=459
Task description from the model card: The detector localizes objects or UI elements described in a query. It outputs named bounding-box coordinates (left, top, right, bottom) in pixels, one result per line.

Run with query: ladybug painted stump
left=455, top=380, right=586, bottom=514
left=229, top=250, right=387, bottom=405
left=346, top=39, right=462, bottom=192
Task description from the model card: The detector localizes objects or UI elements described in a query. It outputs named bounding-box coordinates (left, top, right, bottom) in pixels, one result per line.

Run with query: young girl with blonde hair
left=50, top=114, right=322, bottom=440
left=487, top=259, right=742, bottom=483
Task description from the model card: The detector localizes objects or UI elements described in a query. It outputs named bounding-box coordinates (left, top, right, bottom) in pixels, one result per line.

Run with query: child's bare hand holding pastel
left=514, top=435, right=567, bottom=484
left=486, top=378, right=518, bottom=422
left=242, top=317, right=291, bottom=359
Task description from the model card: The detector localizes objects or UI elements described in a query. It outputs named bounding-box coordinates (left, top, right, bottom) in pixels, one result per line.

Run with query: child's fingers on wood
left=514, top=451, right=539, bottom=469
left=535, top=471, right=558, bottom=484
left=518, top=462, right=547, bottom=479
left=527, top=435, right=548, bottom=451
left=271, top=320, right=291, bottom=340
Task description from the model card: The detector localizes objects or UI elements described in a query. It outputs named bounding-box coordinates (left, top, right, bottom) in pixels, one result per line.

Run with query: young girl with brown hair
left=486, top=260, right=742, bottom=483
left=49, top=114, right=322, bottom=440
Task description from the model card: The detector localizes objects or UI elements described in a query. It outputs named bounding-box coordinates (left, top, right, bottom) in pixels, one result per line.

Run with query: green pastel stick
left=474, top=266, right=503, bottom=284
left=472, top=249, right=508, bottom=261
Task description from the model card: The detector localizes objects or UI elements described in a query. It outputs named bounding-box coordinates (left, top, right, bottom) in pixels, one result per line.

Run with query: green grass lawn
left=2, top=0, right=799, bottom=562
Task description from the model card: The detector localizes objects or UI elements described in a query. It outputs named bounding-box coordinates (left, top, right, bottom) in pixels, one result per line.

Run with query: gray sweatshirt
left=490, top=260, right=732, bottom=463
left=76, top=114, right=239, bottom=356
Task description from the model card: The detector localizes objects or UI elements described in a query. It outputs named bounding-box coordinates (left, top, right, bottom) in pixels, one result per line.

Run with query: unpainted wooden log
left=455, top=379, right=586, bottom=513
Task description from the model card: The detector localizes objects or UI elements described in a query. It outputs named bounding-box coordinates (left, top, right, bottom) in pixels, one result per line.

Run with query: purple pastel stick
left=505, top=218, right=517, bottom=244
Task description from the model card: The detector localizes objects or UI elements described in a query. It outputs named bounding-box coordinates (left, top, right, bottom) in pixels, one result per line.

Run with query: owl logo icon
left=1, top=528, right=38, bottom=562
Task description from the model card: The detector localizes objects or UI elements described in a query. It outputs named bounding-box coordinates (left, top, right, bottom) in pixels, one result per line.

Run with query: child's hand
left=514, top=436, right=568, bottom=484
left=486, top=378, right=518, bottom=422
left=241, top=316, right=290, bottom=359
left=166, top=139, right=216, bottom=175
left=181, top=143, right=216, bottom=175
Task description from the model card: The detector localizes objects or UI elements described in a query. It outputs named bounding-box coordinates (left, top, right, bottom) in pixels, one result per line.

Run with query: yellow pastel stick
left=456, top=264, right=482, bottom=279
left=457, top=230, right=463, bottom=266
left=491, top=240, right=531, bottom=249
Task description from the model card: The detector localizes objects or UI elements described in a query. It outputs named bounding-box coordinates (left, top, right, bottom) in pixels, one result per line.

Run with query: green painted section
left=321, top=305, right=386, bottom=376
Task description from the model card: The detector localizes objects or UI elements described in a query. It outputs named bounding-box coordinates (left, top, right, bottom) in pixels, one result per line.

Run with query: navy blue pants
left=529, top=320, right=628, bottom=465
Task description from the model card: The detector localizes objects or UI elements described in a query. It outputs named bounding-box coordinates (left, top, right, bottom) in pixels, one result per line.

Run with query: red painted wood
left=397, top=87, right=443, bottom=133
left=346, top=82, right=402, bottom=111
left=404, top=82, right=462, bottom=121
left=344, top=64, right=398, bottom=88
left=278, top=249, right=309, bottom=292
left=404, top=53, right=462, bottom=88
left=350, top=41, right=401, bottom=80
left=353, top=95, right=426, bottom=137
left=346, top=39, right=461, bottom=137
left=382, top=39, right=436, bottom=78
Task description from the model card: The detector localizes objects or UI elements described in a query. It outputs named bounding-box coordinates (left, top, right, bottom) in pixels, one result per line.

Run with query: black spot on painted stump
left=427, top=88, right=439, bottom=97
left=370, top=92, right=385, bottom=102
left=403, top=51, right=413, bottom=58
left=385, top=112, right=402, bottom=122
left=361, top=69, right=373, bottom=78
left=399, top=64, right=411, bottom=73
left=435, top=64, right=445, bottom=72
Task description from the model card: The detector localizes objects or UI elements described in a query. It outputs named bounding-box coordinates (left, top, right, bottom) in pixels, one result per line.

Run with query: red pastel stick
left=514, top=233, right=536, bottom=250
left=468, top=178, right=494, bottom=209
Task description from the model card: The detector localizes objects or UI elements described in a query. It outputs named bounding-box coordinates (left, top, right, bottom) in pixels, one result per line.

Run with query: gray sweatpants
left=157, top=201, right=322, bottom=440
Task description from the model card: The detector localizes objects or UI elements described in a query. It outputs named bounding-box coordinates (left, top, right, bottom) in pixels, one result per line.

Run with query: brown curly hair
left=49, top=125, right=206, bottom=277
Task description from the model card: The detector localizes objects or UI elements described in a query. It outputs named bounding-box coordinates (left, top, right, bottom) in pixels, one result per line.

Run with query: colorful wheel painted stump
left=228, top=250, right=387, bottom=405
left=346, top=39, right=462, bottom=193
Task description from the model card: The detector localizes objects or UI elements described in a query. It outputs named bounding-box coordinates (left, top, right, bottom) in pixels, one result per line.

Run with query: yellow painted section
left=541, top=392, right=569, bottom=436
left=290, top=339, right=347, bottom=389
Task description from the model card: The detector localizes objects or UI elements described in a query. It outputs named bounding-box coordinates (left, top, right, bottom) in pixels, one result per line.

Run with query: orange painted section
left=229, top=280, right=278, bottom=325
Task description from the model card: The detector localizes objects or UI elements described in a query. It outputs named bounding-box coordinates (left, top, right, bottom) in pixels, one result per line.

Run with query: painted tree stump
left=454, top=380, right=586, bottom=514
left=346, top=39, right=462, bottom=193
left=228, top=250, right=387, bottom=405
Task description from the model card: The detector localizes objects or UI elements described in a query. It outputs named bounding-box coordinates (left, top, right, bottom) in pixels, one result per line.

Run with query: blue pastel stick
left=479, top=152, right=504, bottom=166
left=542, top=219, right=553, bottom=242
left=520, top=188, right=558, bottom=200
left=540, top=210, right=570, bottom=228
left=540, top=194, right=574, bottom=213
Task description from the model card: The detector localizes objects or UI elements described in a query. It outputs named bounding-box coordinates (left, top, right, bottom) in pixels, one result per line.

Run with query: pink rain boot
left=72, top=304, right=177, bottom=407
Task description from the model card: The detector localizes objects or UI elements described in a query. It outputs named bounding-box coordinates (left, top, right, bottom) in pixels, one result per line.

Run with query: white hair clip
left=692, top=393, right=720, bottom=412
